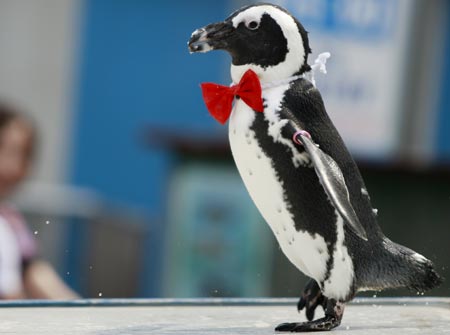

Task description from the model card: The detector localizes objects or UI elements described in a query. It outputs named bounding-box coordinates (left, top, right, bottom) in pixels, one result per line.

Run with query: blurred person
left=0, top=101, right=78, bottom=299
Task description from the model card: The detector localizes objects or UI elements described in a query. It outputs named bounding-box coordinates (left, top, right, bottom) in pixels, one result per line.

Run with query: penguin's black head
left=189, top=3, right=311, bottom=83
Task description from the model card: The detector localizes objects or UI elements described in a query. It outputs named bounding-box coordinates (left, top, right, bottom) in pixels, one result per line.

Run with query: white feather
left=412, top=253, right=428, bottom=264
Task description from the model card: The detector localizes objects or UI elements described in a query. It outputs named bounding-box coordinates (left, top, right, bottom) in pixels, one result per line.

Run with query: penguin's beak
left=188, top=21, right=234, bottom=53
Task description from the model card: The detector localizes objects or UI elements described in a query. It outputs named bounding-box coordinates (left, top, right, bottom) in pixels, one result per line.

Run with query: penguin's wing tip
left=343, top=209, right=368, bottom=241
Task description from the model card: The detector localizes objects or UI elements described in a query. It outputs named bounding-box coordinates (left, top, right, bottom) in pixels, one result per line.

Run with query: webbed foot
left=276, top=299, right=344, bottom=332
left=297, top=279, right=327, bottom=321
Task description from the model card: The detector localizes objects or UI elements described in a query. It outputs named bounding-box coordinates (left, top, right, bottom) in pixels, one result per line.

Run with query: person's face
left=0, top=119, right=33, bottom=199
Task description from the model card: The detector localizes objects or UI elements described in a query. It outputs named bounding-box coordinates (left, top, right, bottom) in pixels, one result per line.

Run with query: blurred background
left=0, top=0, right=448, bottom=299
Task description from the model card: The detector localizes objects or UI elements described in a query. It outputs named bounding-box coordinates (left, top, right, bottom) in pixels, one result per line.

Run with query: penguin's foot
left=275, top=316, right=339, bottom=332
left=297, top=279, right=327, bottom=321
left=275, top=299, right=344, bottom=332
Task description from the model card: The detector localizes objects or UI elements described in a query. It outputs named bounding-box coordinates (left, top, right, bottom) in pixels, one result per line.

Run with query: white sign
left=275, top=0, right=415, bottom=160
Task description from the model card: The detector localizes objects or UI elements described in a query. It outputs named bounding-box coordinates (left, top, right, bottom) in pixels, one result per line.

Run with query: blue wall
left=72, top=0, right=230, bottom=213
left=71, top=0, right=232, bottom=295
left=436, top=1, right=450, bottom=160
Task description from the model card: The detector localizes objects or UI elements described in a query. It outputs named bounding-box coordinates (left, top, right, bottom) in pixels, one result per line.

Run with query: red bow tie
left=200, top=69, right=264, bottom=124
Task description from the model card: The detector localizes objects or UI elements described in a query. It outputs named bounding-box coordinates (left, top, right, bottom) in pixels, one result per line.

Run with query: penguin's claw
left=297, top=279, right=327, bottom=321
left=275, top=315, right=341, bottom=332
left=277, top=298, right=345, bottom=332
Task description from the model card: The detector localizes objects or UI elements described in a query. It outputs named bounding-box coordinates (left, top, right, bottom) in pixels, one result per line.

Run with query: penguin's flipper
left=296, top=131, right=368, bottom=241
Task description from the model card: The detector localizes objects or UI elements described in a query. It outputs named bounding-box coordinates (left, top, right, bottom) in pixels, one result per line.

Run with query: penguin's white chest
left=228, top=86, right=329, bottom=282
left=227, top=85, right=355, bottom=300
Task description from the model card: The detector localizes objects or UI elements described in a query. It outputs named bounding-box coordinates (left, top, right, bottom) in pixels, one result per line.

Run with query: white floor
left=0, top=298, right=448, bottom=334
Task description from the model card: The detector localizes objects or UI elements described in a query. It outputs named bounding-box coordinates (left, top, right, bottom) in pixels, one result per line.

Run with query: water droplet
left=373, top=294, right=377, bottom=298
left=66, top=272, right=70, bottom=275
left=346, top=326, right=350, bottom=330
left=98, top=292, right=103, bottom=297
left=34, top=231, right=38, bottom=235
left=45, top=220, right=50, bottom=225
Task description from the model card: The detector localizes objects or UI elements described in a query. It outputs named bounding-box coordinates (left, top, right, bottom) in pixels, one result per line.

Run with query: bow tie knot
left=200, top=69, right=264, bottom=124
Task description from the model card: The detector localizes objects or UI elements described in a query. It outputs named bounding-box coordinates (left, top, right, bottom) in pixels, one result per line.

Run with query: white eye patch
left=232, top=7, right=266, bottom=28
left=233, top=14, right=261, bottom=30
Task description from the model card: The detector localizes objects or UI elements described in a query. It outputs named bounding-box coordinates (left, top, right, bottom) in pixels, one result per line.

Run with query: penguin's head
left=189, top=3, right=311, bottom=83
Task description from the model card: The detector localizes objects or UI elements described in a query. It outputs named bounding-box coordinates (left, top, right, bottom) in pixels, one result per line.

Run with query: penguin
left=188, top=3, right=442, bottom=332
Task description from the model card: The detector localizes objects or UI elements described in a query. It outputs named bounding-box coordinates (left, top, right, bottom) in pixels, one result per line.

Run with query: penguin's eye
left=246, top=21, right=259, bottom=30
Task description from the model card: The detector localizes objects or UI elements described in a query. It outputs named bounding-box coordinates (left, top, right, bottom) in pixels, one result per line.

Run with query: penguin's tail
left=379, top=238, right=443, bottom=293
